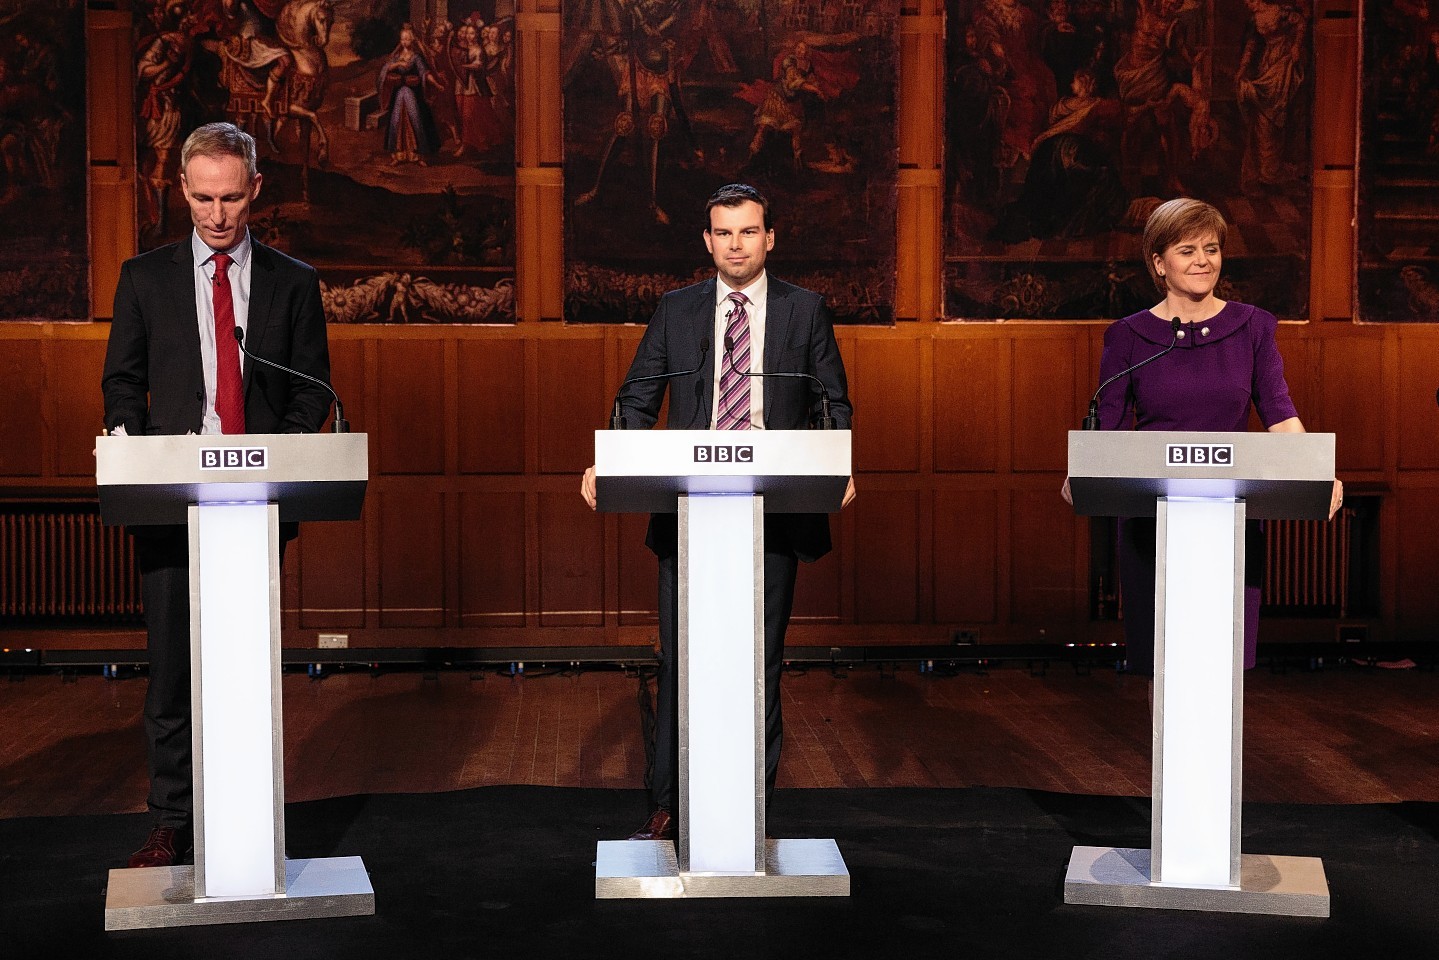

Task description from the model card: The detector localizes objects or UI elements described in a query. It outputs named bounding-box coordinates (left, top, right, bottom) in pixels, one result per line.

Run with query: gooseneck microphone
left=1081, top=317, right=1183, bottom=431
left=609, top=340, right=711, bottom=429
left=233, top=326, right=350, bottom=433
left=723, top=334, right=837, bottom=430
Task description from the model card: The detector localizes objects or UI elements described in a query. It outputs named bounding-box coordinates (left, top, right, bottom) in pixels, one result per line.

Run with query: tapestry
left=944, top=0, right=1313, bottom=320
left=134, top=0, right=516, bottom=323
left=563, top=0, right=901, bottom=324
left=0, top=0, right=88, bottom=321
left=1356, top=0, right=1439, bottom=322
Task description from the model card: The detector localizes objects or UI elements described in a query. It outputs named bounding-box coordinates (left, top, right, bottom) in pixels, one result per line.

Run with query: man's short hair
left=180, top=122, right=258, bottom=180
left=1143, top=197, right=1228, bottom=293
left=705, top=183, right=772, bottom=231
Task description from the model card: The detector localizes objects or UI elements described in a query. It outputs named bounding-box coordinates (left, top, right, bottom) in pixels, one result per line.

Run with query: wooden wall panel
left=933, top=337, right=1000, bottom=472
left=1010, top=492, right=1079, bottom=631
left=852, top=338, right=922, bottom=472
left=297, top=518, right=365, bottom=629
left=1397, top=333, right=1439, bottom=471
left=933, top=489, right=999, bottom=624
left=377, top=491, right=446, bottom=627
left=791, top=532, right=843, bottom=623
left=1395, top=485, right=1439, bottom=640
left=377, top=341, right=445, bottom=475
left=537, top=491, right=603, bottom=626
left=854, top=489, right=920, bottom=623
left=1011, top=337, right=1077, bottom=472
left=1319, top=335, right=1385, bottom=472
left=459, top=492, right=526, bottom=627
left=0, top=341, right=45, bottom=476
left=537, top=338, right=605, bottom=474
left=617, top=512, right=658, bottom=628
left=53, top=339, right=108, bottom=477
left=457, top=339, right=526, bottom=474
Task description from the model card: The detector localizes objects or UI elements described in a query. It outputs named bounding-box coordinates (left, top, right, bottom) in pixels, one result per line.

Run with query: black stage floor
left=3, top=786, right=1437, bottom=960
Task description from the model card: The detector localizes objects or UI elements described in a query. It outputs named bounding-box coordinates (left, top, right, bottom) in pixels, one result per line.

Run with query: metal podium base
left=595, top=839, right=850, bottom=899
left=1063, top=846, right=1329, bottom=917
left=104, top=856, right=375, bottom=930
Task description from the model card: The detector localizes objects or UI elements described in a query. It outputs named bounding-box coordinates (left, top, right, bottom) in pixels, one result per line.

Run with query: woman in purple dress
left=1075, top=198, right=1343, bottom=676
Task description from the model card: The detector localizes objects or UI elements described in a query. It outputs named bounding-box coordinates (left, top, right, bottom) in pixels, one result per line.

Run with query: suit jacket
left=617, top=276, right=852, bottom=563
left=102, top=237, right=332, bottom=438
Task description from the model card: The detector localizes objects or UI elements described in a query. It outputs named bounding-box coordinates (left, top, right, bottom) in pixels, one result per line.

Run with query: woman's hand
left=1060, top=476, right=1073, bottom=506
left=1329, top=478, right=1343, bottom=521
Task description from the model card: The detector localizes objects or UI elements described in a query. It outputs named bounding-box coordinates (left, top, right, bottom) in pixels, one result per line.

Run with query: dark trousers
left=134, top=524, right=288, bottom=829
left=652, top=542, right=799, bottom=814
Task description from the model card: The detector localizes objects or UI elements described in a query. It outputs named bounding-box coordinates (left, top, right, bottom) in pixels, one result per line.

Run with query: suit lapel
left=763, top=279, right=793, bottom=427
left=244, top=240, right=278, bottom=396
left=694, top=278, right=718, bottom=426
left=170, top=241, right=204, bottom=403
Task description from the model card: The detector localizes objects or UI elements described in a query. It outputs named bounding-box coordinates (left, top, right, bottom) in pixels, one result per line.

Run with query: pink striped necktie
left=716, top=291, right=751, bottom=430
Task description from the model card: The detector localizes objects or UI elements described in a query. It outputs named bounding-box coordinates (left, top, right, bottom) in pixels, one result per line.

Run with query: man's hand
left=842, top=476, right=856, bottom=509
left=581, top=465, right=598, bottom=510
left=1329, top=478, right=1343, bottom=521
left=1060, top=476, right=1073, bottom=506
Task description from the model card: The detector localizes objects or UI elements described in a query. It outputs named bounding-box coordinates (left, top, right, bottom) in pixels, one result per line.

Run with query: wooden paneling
left=617, top=512, right=658, bottom=628
left=457, top=339, right=526, bottom=474
left=326, top=337, right=366, bottom=434
left=377, top=340, right=445, bottom=475
left=53, top=339, right=108, bottom=477
left=791, top=532, right=844, bottom=623
left=1010, top=492, right=1079, bottom=631
left=537, top=491, right=603, bottom=627
left=297, top=519, right=365, bottom=629
left=0, top=340, right=45, bottom=476
left=854, top=489, right=920, bottom=623
left=459, top=492, right=526, bottom=627
left=536, top=337, right=605, bottom=474
left=852, top=338, right=922, bottom=472
left=933, top=489, right=999, bottom=624
left=1397, top=333, right=1439, bottom=471
left=1011, top=336, right=1078, bottom=472
left=378, top=491, right=445, bottom=628
left=933, top=337, right=1000, bottom=472
left=1395, top=485, right=1439, bottom=640
left=1319, top=335, right=1385, bottom=472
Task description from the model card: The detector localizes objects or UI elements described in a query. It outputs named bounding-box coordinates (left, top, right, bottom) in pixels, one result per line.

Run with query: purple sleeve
left=1250, top=308, right=1299, bottom=427
left=1096, top=319, right=1135, bottom=430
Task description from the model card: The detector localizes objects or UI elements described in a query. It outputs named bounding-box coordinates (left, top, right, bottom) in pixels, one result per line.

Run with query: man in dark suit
left=581, top=183, right=854, bottom=842
left=101, top=122, right=332, bottom=868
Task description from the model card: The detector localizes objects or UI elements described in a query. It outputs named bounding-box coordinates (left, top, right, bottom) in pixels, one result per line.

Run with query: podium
left=1063, top=430, right=1333, bottom=917
left=96, top=433, right=374, bottom=929
left=592, top=430, right=851, bottom=898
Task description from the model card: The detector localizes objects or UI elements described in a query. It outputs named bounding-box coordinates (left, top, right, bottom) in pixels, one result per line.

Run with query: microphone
left=1081, top=317, right=1183, bottom=431
left=723, top=335, right=837, bottom=430
left=233, top=326, right=349, bottom=433
left=609, top=340, right=711, bottom=429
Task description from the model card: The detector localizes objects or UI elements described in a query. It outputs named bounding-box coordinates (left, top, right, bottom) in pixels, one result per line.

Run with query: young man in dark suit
left=101, top=122, right=333, bottom=868
left=581, top=183, right=855, bottom=841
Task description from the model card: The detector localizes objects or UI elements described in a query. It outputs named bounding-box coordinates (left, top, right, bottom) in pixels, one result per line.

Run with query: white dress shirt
left=712, top=271, right=767, bottom=429
left=191, top=228, right=253, bottom=436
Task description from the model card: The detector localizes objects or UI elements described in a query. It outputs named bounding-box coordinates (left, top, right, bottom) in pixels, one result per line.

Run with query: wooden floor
left=0, top=663, right=1436, bottom=820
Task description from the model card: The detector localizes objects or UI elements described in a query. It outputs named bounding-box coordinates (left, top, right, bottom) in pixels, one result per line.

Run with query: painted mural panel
left=1357, top=1, right=1439, bottom=322
left=563, top=0, right=900, bottom=324
left=0, top=1, right=88, bottom=321
left=134, top=0, right=516, bottom=323
left=944, top=0, right=1313, bottom=320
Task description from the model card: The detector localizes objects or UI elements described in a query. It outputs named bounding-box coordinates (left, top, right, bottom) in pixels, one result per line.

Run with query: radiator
left=0, top=506, right=142, bottom=621
left=1263, top=509, right=1353, bottom=616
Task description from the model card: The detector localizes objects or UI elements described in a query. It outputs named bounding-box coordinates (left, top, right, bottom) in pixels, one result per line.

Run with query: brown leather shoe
left=627, top=808, right=674, bottom=841
left=126, top=825, right=189, bottom=869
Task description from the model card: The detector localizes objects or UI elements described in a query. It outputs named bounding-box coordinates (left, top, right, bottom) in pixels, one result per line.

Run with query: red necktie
left=211, top=253, right=246, bottom=434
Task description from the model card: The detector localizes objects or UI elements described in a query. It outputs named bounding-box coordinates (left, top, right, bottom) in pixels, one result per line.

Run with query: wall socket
left=317, top=633, right=349, bottom=649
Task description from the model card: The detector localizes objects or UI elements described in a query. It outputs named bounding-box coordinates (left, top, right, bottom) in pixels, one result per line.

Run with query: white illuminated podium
left=592, top=430, right=851, bottom=898
left=96, top=433, right=373, bottom=929
left=1063, top=430, right=1334, bottom=917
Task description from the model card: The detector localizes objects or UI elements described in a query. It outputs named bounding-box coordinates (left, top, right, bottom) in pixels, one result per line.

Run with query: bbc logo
left=694, top=445, right=754, bottom=464
left=199, top=447, right=269, bottom=470
left=1167, top=443, right=1234, bottom=466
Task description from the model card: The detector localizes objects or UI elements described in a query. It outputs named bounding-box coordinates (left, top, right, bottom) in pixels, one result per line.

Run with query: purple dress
left=1096, top=302, right=1299, bottom=675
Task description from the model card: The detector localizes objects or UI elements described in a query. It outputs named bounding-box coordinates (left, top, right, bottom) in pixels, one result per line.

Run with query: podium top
left=96, top=433, right=369, bottom=526
left=594, top=429, right=851, bottom=513
left=1067, top=430, right=1335, bottom=520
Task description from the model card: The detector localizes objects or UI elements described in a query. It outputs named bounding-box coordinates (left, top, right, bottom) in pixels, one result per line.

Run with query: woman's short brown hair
left=1142, top=198, right=1228, bottom=293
